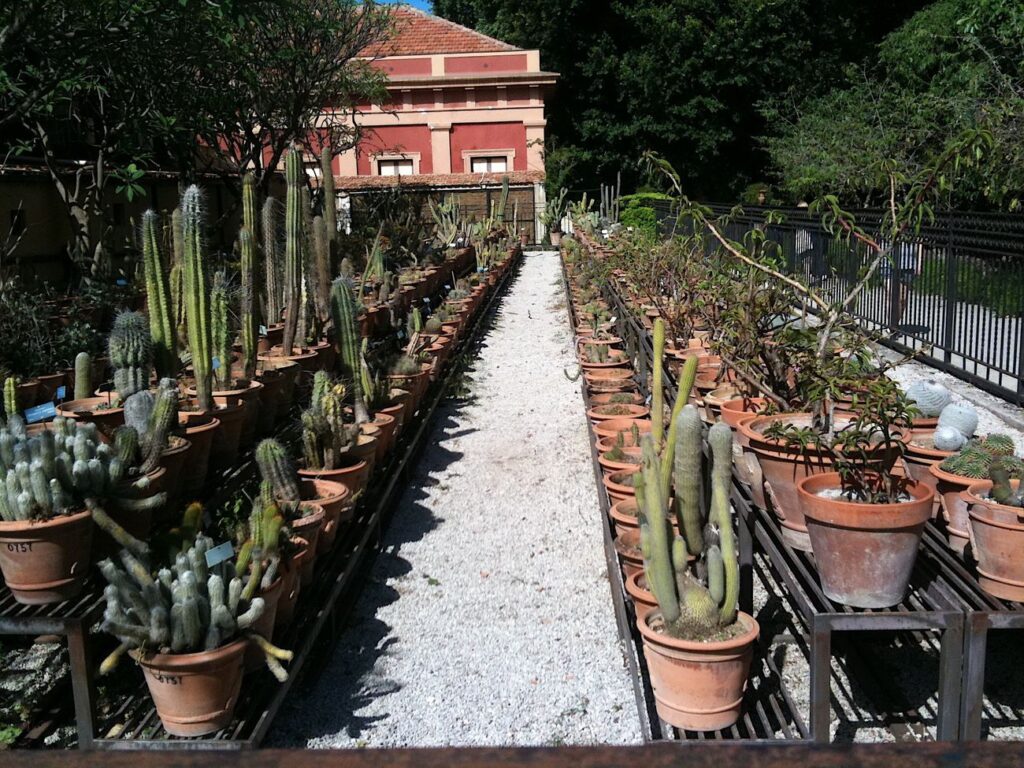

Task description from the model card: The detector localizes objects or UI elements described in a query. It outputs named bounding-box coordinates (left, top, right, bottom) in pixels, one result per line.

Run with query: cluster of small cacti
left=301, top=371, right=358, bottom=470
left=940, top=434, right=1021, bottom=478
left=584, top=344, right=611, bottom=364
left=109, top=311, right=153, bottom=401
left=235, top=483, right=285, bottom=604
left=98, top=526, right=291, bottom=679
left=990, top=459, right=1024, bottom=508
left=0, top=415, right=161, bottom=522
left=429, top=196, right=461, bottom=246
left=933, top=402, right=980, bottom=451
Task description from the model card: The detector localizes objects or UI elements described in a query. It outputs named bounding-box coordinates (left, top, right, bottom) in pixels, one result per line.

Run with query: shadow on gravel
left=268, top=266, right=520, bottom=747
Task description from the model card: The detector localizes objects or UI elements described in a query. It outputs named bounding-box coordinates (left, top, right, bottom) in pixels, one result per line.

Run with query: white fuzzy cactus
left=933, top=426, right=967, bottom=452
left=906, top=379, right=952, bottom=418
left=938, top=403, right=979, bottom=439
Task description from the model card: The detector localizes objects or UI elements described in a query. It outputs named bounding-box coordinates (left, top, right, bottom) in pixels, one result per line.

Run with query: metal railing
left=648, top=200, right=1024, bottom=405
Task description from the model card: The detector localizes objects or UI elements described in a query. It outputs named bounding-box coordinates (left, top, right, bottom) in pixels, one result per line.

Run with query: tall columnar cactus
left=281, top=148, right=303, bottom=355
left=673, top=404, right=703, bottom=556
left=170, top=207, right=186, bottom=348
left=239, top=226, right=258, bottom=381
left=301, top=371, right=358, bottom=470
left=181, top=185, right=214, bottom=411
left=2, top=378, right=16, bottom=418
left=262, top=197, right=283, bottom=324
left=122, top=379, right=178, bottom=475
left=211, top=271, right=232, bottom=390
left=636, top=411, right=739, bottom=639
left=74, top=352, right=93, bottom=401
left=255, top=438, right=301, bottom=503
left=320, top=147, right=337, bottom=253
left=242, top=172, right=258, bottom=242
left=329, top=278, right=368, bottom=424
left=141, top=210, right=177, bottom=379
left=311, top=214, right=331, bottom=326
left=109, top=310, right=152, bottom=401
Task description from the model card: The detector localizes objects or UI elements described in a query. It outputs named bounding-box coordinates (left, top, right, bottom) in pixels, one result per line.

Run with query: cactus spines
left=4, top=377, right=18, bottom=419
left=141, top=210, right=178, bottom=379
left=74, top=353, right=93, bottom=401
left=981, top=433, right=1016, bottom=457
left=990, top=460, right=1024, bottom=508
left=211, top=270, right=232, bottom=390
left=938, top=402, right=979, bottom=440
left=281, top=148, right=303, bottom=356
left=320, top=146, right=337, bottom=253
left=109, top=310, right=152, bottom=401
left=906, top=380, right=951, bottom=418
left=650, top=319, right=665, bottom=447
left=255, top=439, right=301, bottom=503
left=311, top=214, right=331, bottom=327
left=636, top=437, right=679, bottom=625
left=708, top=422, right=738, bottom=625
left=933, top=426, right=967, bottom=452
left=242, top=172, right=258, bottom=242
left=182, top=185, right=214, bottom=411
left=673, top=404, right=703, bottom=556
left=262, top=197, right=283, bottom=324
left=239, top=226, right=259, bottom=382
left=330, top=278, right=368, bottom=424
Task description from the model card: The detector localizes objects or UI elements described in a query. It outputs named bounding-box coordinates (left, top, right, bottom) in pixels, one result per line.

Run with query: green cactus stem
left=6, top=377, right=22, bottom=418
left=141, top=210, right=177, bottom=379
left=109, top=310, right=152, bottom=402
left=74, top=353, right=93, bottom=401
left=181, top=185, right=214, bottom=411
left=263, top=197, right=283, bottom=324
left=211, top=270, right=232, bottom=390
left=281, top=148, right=303, bottom=355
left=255, top=438, right=301, bottom=504
left=239, top=226, right=258, bottom=382
left=636, top=437, right=679, bottom=625
left=242, top=172, right=258, bottom=243
left=673, top=404, right=703, bottom=556
left=651, top=320, right=665, bottom=446
left=321, top=147, right=337, bottom=254
left=708, top=421, right=738, bottom=626
left=329, top=279, right=368, bottom=424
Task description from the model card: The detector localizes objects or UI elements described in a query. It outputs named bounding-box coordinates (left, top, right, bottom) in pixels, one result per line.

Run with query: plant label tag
left=609, top=316, right=617, bottom=324
left=205, top=541, right=234, bottom=568
left=259, top=325, right=268, bottom=335
left=212, top=357, right=221, bottom=370
left=24, top=402, right=57, bottom=424
left=55, top=386, right=66, bottom=400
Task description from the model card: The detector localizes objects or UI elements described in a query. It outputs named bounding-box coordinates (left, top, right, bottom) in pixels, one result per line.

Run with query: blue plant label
left=55, top=385, right=66, bottom=400
left=205, top=541, right=235, bottom=568
left=24, top=402, right=57, bottom=424
left=212, top=357, right=221, bottom=370
left=115, top=278, right=128, bottom=286
left=423, top=297, right=431, bottom=305
left=259, top=325, right=268, bottom=335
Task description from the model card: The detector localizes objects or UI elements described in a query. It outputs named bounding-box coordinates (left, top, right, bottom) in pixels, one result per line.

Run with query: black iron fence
left=647, top=200, right=1024, bottom=405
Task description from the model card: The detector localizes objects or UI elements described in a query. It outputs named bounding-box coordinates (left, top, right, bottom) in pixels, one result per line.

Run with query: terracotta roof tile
left=336, top=170, right=543, bottom=192
left=363, top=5, right=519, bottom=57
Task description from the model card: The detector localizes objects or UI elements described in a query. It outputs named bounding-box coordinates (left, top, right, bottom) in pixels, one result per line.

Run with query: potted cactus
left=0, top=414, right=164, bottom=604
left=963, top=459, right=1024, bottom=600
left=97, top=524, right=292, bottom=737
left=299, top=372, right=375, bottom=495
left=634, top=411, right=759, bottom=731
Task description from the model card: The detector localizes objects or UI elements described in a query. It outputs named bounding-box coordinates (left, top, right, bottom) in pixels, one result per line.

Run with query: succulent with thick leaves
left=181, top=185, right=214, bottom=412
left=121, top=379, right=178, bottom=475
left=109, top=311, right=152, bottom=402
left=281, top=148, right=303, bottom=355
left=329, top=278, right=368, bottom=424
left=141, top=211, right=178, bottom=379
left=97, top=529, right=292, bottom=680
left=636, top=408, right=739, bottom=641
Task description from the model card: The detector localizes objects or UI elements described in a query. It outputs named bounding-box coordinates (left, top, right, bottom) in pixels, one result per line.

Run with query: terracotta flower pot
left=134, top=638, right=246, bottom=737
left=380, top=392, right=408, bottom=441
left=299, top=459, right=370, bottom=500
left=625, top=570, right=658, bottom=620
left=205, top=380, right=264, bottom=450
left=603, top=468, right=639, bottom=503
left=797, top=473, right=933, bottom=608
left=583, top=368, right=635, bottom=391
left=155, top=435, right=192, bottom=513
left=255, top=368, right=285, bottom=436
left=637, top=610, right=759, bottom=731
left=0, top=510, right=93, bottom=604
left=587, top=403, right=651, bottom=423
left=296, top=478, right=351, bottom=555
left=207, top=400, right=246, bottom=472
left=597, top=444, right=642, bottom=477
left=289, top=506, right=324, bottom=587
left=589, top=392, right=644, bottom=407
left=352, top=427, right=380, bottom=477
left=903, top=428, right=953, bottom=518
left=613, top=528, right=644, bottom=578
left=176, top=411, right=221, bottom=498
left=964, top=479, right=1024, bottom=601
left=929, top=463, right=978, bottom=554
left=15, top=379, right=41, bottom=409
left=259, top=359, right=300, bottom=422
left=93, top=466, right=166, bottom=560
left=275, top=538, right=309, bottom=633
left=593, top=418, right=653, bottom=443
left=37, top=372, right=66, bottom=403
left=57, top=396, right=125, bottom=436
left=371, top=411, right=397, bottom=464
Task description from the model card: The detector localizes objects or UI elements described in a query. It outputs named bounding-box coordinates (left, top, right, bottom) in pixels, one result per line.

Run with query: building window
left=378, top=159, right=414, bottom=177
left=470, top=156, right=508, bottom=174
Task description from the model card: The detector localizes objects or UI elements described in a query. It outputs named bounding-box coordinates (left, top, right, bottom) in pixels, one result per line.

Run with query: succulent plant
left=181, top=185, right=214, bottom=412
left=109, top=311, right=152, bottom=402
left=990, top=459, right=1024, bottom=508
left=239, top=226, right=259, bottom=382
left=262, top=197, right=283, bottom=324
left=73, top=352, right=93, bottom=402
left=97, top=526, right=292, bottom=680
left=933, top=426, right=967, bottom=452
left=980, top=433, right=1016, bottom=457
left=141, top=210, right=178, bottom=379
left=255, top=438, right=301, bottom=506
left=281, top=148, right=303, bottom=356
left=121, top=379, right=178, bottom=476
left=211, top=270, right=232, bottom=390
left=301, top=372, right=358, bottom=471
left=938, top=403, right=979, bottom=440
left=320, top=147, right=337, bottom=255
left=905, top=380, right=952, bottom=418
left=329, top=278, right=368, bottom=424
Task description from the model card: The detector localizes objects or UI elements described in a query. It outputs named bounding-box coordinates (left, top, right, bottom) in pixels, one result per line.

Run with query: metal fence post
left=942, top=220, right=957, bottom=365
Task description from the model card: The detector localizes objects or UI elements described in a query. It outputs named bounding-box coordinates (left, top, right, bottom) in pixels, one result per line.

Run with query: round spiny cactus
left=933, top=426, right=967, bottom=452
left=938, top=403, right=979, bottom=439
left=981, top=433, right=1016, bottom=457
left=905, top=379, right=952, bottom=418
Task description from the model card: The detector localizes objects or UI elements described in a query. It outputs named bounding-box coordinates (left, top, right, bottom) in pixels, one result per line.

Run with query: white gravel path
left=270, top=251, right=641, bottom=748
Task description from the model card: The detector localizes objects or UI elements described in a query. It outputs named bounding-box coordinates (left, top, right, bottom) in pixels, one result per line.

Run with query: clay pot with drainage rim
left=0, top=509, right=93, bottom=604
left=702, top=384, right=740, bottom=423
left=613, top=528, right=644, bottom=578
left=245, top=577, right=283, bottom=671
left=134, top=638, right=246, bottom=737
left=597, top=444, right=642, bottom=476
left=287, top=505, right=324, bottom=586
left=587, top=403, right=650, bottom=423
left=56, top=396, right=125, bottom=436
left=964, top=479, right=1024, bottom=601
left=609, top=497, right=678, bottom=539
left=903, top=428, right=953, bottom=518
left=295, top=478, right=350, bottom=554
left=929, top=462, right=979, bottom=554
left=637, top=609, right=759, bottom=732
left=589, top=391, right=645, bottom=408
left=299, top=457, right=370, bottom=500
left=594, top=418, right=653, bottom=443
left=603, top=468, right=639, bottom=503
left=626, top=570, right=657, bottom=619
left=275, top=537, right=309, bottom=633
left=176, top=409, right=221, bottom=498
left=797, top=472, right=933, bottom=608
